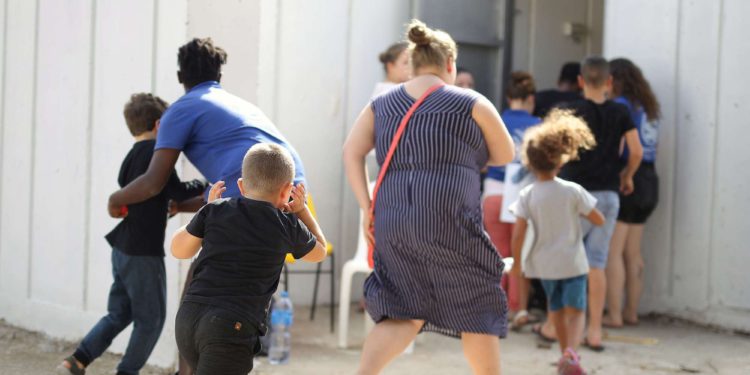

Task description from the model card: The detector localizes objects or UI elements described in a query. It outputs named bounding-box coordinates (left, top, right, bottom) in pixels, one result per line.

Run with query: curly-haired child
left=509, top=109, right=605, bottom=375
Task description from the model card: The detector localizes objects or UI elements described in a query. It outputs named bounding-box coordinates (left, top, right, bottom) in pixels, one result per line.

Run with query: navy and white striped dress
left=365, top=84, right=509, bottom=338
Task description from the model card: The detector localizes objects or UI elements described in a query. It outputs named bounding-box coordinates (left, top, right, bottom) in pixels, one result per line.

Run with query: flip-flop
left=511, top=310, right=540, bottom=332
left=532, top=323, right=556, bottom=343
left=582, top=338, right=605, bottom=352
left=55, top=356, right=85, bottom=375
left=602, top=321, right=624, bottom=329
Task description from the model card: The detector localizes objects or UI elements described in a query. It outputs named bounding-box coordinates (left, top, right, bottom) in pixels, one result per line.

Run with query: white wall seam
left=0, top=0, right=8, bottom=286
left=150, top=0, right=159, bottom=93
left=82, top=0, right=97, bottom=310
left=26, top=0, right=41, bottom=299
left=666, top=0, right=683, bottom=298
left=335, top=0, right=355, bottom=284
left=705, top=0, right=725, bottom=306
left=271, top=1, right=283, bottom=123
left=528, top=0, right=537, bottom=74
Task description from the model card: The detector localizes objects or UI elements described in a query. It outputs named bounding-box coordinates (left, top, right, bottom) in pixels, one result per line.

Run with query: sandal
left=532, top=323, right=556, bottom=343
left=511, top=310, right=539, bottom=332
left=55, top=356, right=85, bottom=375
left=582, top=337, right=605, bottom=352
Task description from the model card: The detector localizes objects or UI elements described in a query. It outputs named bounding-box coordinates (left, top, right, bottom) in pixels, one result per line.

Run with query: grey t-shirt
left=509, top=177, right=597, bottom=279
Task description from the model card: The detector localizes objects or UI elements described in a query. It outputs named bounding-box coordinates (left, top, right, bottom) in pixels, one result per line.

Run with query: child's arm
left=510, top=218, right=527, bottom=278
left=297, top=208, right=328, bottom=263
left=169, top=181, right=226, bottom=215
left=286, top=184, right=327, bottom=263
left=171, top=224, right=202, bottom=259
left=170, top=196, right=206, bottom=214
left=164, top=170, right=207, bottom=203
left=585, top=208, right=606, bottom=227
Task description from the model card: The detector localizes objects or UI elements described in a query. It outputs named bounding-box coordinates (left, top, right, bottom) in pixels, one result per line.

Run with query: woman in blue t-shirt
left=604, top=58, right=661, bottom=327
left=482, top=71, right=541, bottom=327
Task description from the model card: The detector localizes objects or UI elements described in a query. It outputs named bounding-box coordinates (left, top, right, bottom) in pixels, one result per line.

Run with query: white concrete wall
left=256, top=0, right=412, bottom=306
left=604, top=0, right=750, bottom=332
left=0, top=0, right=409, bottom=368
left=0, top=0, right=195, bottom=367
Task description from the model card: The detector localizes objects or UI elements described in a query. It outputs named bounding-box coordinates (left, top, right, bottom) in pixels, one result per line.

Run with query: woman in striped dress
left=343, top=20, right=515, bottom=375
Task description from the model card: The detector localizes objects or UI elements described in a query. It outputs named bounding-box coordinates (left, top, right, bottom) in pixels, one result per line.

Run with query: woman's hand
left=362, top=208, right=375, bottom=246
left=207, top=181, right=226, bottom=203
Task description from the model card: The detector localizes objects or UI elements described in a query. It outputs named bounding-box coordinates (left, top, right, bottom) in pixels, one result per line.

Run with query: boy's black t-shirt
left=183, top=197, right=317, bottom=333
left=533, top=89, right=582, bottom=118
left=105, top=139, right=205, bottom=256
left=559, top=99, right=636, bottom=192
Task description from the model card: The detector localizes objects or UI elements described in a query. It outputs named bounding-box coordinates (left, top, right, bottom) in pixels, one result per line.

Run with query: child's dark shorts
left=540, top=275, right=587, bottom=311
left=618, top=162, right=658, bottom=224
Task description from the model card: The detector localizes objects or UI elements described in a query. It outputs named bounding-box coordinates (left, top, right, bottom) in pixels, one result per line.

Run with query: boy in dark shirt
left=57, top=94, right=207, bottom=375
left=558, top=56, right=643, bottom=351
left=533, top=62, right=582, bottom=118
left=171, top=143, right=327, bottom=375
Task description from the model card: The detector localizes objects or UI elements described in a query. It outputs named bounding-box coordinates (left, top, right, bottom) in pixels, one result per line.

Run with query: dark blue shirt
left=486, top=109, right=541, bottom=182
left=156, top=81, right=306, bottom=198
left=614, top=96, right=658, bottom=162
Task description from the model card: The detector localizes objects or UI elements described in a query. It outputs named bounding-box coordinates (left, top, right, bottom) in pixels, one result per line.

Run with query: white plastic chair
left=338, top=210, right=373, bottom=349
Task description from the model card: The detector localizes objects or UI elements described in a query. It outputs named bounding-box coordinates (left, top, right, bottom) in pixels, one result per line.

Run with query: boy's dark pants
left=175, top=301, right=260, bottom=375
left=73, top=248, right=166, bottom=375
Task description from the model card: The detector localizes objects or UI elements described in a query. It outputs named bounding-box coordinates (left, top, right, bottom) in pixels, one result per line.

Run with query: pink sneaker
left=557, top=348, right=586, bottom=375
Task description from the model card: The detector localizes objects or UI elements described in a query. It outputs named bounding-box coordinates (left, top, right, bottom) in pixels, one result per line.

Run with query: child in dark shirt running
left=171, top=143, right=327, bottom=375
left=56, top=93, right=206, bottom=375
left=559, top=56, right=643, bottom=351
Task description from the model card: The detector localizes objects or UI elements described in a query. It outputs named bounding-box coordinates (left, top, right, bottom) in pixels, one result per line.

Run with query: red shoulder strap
left=367, top=83, right=444, bottom=267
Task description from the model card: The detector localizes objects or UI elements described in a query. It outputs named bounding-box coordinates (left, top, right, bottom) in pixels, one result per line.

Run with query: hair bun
left=408, top=20, right=433, bottom=46
left=378, top=52, right=389, bottom=64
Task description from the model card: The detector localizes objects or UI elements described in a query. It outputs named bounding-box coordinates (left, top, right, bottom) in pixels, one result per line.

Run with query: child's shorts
left=540, top=275, right=587, bottom=311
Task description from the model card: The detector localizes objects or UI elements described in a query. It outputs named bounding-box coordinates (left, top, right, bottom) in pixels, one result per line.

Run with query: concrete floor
left=2, top=307, right=749, bottom=375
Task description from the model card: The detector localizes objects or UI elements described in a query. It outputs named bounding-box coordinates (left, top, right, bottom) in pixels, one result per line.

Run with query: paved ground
left=2, top=307, right=749, bottom=375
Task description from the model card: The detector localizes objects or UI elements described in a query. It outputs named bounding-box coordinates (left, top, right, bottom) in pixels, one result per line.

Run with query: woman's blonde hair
left=522, top=109, right=596, bottom=172
left=406, top=19, right=457, bottom=72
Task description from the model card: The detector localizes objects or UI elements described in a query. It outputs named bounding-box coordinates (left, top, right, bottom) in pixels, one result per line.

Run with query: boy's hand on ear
left=285, top=183, right=307, bottom=214
left=207, top=181, right=226, bottom=203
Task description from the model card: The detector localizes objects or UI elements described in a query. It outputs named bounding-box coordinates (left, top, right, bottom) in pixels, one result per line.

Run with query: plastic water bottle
left=268, top=291, right=293, bottom=365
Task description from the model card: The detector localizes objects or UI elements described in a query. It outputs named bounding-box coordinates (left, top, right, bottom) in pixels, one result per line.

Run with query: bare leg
left=565, top=308, right=585, bottom=350
left=586, top=268, right=606, bottom=346
left=604, top=222, right=629, bottom=327
left=356, top=319, right=423, bottom=375
left=623, top=224, right=645, bottom=324
left=540, top=311, right=557, bottom=338
left=549, top=310, right=567, bottom=354
left=461, top=332, right=501, bottom=375
left=517, top=276, right=531, bottom=314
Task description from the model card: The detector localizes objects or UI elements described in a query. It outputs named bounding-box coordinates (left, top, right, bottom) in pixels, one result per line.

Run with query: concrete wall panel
left=0, top=0, right=36, bottom=307
left=710, top=0, right=750, bottom=311
left=30, top=0, right=93, bottom=307
left=603, top=0, right=680, bottom=310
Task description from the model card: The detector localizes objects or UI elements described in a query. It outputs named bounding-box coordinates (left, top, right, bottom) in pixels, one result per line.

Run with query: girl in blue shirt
left=482, top=71, right=541, bottom=327
left=604, top=58, right=661, bottom=327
